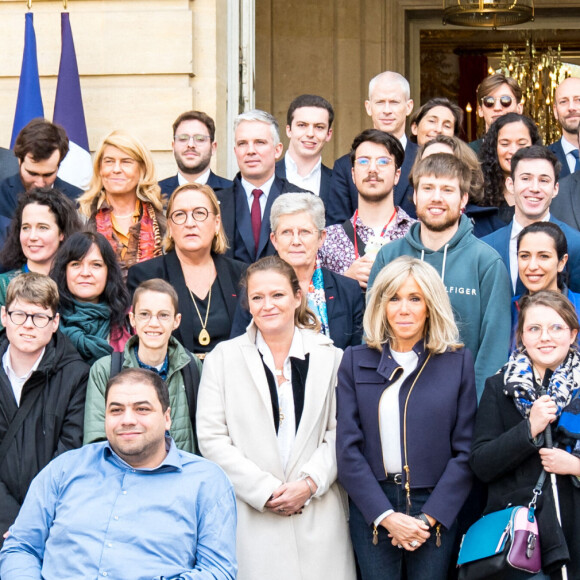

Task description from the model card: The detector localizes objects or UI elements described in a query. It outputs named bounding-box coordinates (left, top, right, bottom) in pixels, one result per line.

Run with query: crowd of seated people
left=1, top=72, right=580, bottom=580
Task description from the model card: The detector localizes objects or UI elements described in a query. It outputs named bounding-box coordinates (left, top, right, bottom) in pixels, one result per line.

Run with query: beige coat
left=197, top=325, right=355, bottom=580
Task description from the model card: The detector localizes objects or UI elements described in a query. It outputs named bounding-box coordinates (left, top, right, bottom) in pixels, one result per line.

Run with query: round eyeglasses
left=481, top=95, right=513, bottom=109
left=523, top=323, right=570, bottom=340
left=170, top=208, right=214, bottom=225
left=7, top=310, right=54, bottom=328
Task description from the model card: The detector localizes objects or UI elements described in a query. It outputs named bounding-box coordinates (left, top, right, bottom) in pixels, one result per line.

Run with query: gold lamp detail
left=442, top=0, right=534, bottom=29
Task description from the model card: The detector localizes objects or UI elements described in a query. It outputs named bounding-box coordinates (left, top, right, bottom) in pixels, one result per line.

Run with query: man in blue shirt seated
left=0, top=368, right=237, bottom=580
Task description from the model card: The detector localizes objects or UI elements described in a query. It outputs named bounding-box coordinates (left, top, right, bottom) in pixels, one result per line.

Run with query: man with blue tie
left=327, top=71, right=418, bottom=224
left=548, top=77, right=580, bottom=181
left=217, top=110, right=307, bottom=264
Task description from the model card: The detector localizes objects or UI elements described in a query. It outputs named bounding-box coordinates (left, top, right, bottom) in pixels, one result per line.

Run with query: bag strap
left=0, top=385, right=44, bottom=468
left=109, top=351, right=124, bottom=379
left=342, top=218, right=366, bottom=257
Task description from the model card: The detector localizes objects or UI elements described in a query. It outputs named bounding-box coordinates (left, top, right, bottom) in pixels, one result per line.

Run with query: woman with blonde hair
left=78, top=130, right=165, bottom=277
left=337, top=255, right=477, bottom=580
left=197, top=255, right=356, bottom=580
left=127, top=182, right=246, bottom=358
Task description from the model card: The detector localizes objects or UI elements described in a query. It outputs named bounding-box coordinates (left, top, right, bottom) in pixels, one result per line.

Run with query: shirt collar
left=561, top=135, right=577, bottom=155
left=512, top=213, right=550, bottom=239
left=178, top=168, right=211, bottom=186
left=241, top=174, right=276, bottom=200
left=285, top=152, right=322, bottom=180
left=255, top=327, right=306, bottom=362
left=398, top=134, right=408, bottom=150
left=3, top=344, right=46, bottom=381
left=104, top=436, right=183, bottom=472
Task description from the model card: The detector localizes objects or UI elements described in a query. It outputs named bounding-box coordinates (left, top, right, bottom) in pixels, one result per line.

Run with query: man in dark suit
left=328, top=71, right=417, bottom=224
left=218, top=110, right=307, bottom=264
left=483, top=145, right=580, bottom=294
left=0, top=148, right=19, bottom=182
left=158, top=110, right=232, bottom=201
left=275, top=94, right=333, bottom=224
left=547, top=77, right=580, bottom=181
left=0, top=119, right=82, bottom=219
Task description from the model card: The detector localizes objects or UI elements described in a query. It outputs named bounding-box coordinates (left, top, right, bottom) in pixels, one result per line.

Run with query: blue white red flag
left=53, top=12, right=92, bottom=189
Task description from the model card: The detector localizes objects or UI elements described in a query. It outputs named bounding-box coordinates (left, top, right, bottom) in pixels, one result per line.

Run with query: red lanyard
left=353, top=207, right=397, bottom=259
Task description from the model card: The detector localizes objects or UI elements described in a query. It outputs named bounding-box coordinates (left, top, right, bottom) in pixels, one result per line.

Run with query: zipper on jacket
left=402, top=353, right=432, bottom=514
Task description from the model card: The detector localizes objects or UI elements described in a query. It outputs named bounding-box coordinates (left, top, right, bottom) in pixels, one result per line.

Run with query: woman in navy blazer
left=228, top=192, right=364, bottom=349
left=336, top=256, right=477, bottom=580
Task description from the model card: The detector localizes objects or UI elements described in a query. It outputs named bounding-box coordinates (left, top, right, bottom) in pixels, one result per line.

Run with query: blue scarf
left=307, top=262, right=329, bottom=337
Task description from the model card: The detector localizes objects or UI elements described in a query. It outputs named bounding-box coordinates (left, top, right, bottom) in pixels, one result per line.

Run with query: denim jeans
left=349, top=481, right=457, bottom=580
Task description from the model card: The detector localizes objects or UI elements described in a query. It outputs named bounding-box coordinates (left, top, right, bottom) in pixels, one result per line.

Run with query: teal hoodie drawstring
left=420, top=244, right=449, bottom=283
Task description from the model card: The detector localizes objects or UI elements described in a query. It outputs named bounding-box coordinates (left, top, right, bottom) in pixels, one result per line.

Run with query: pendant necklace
left=189, top=286, right=212, bottom=346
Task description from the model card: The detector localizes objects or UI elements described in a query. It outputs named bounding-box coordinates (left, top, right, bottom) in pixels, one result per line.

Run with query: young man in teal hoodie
left=368, top=153, right=511, bottom=399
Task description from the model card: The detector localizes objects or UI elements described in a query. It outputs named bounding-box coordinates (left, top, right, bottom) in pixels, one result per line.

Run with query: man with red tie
left=217, top=110, right=309, bottom=264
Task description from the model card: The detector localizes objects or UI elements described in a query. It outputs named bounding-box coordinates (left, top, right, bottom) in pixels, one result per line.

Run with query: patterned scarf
left=94, top=198, right=162, bottom=267
left=503, top=348, right=580, bottom=419
left=307, top=261, right=329, bottom=337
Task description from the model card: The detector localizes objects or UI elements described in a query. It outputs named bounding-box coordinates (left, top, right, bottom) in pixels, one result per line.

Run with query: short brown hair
left=411, top=153, right=472, bottom=196
left=516, top=290, right=579, bottom=348
left=476, top=73, right=522, bottom=104
left=5, top=272, right=59, bottom=314
left=165, top=183, right=228, bottom=254
left=172, top=111, right=216, bottom=142
left=105, top=368, right=170, bottom=412
left=242, top=255, right=320, bottom=332
left=13, top=119, right=69, bottom=164
left=132, top=278, right=179, bottom=313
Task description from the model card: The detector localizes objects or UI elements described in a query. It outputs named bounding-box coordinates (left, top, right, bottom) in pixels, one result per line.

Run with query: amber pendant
left=198, top=328, right=211, bottom=346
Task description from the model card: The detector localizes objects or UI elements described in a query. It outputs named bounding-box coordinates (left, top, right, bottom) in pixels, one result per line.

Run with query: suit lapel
left=570, top=174, right=580, bottom=228
left=234, top=183, right=256, bottom=259
left=165, top=252, right=196, bottom=352
left=285, top=333, right=335, bottom=476
left=322, top=268, right=336, bottom=322
left=257, top=178, right=282, bottom=257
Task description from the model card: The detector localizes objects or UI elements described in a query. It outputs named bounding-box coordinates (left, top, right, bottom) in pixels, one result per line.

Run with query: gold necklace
left=189, top=286, right=212, bottom=346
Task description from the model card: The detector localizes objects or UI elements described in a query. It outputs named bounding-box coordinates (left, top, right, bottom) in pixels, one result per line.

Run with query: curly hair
left=480, top=113, right=542, bottom=208
left=50, top=231, right=130, bottom=335
left=0, top=188, right=82, bottom=270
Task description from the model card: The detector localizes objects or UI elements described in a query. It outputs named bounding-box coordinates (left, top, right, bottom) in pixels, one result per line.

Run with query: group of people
left=0, top=67, right=579, bottom=580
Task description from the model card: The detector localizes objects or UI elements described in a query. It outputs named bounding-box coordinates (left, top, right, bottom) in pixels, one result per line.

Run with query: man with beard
left=158, top=111, right=233, bottom=202
left=368, top=153, right=511, bottom=399
left=0, top=368, right=237, bottom=580
left=318, top=129, right=415, bottom=289
left=548, top=77, right=580, bottom=181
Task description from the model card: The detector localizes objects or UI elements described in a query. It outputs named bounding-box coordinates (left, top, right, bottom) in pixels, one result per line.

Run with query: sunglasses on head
left=481, top=95, right=513, bottom=109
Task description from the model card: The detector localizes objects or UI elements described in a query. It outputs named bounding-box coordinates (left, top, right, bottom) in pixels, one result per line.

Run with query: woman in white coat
left=197, top=255, right=355, bottom=580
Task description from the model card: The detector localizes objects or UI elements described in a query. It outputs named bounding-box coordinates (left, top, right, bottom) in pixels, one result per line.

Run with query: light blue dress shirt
left=0, top=439, right=237, bottom=580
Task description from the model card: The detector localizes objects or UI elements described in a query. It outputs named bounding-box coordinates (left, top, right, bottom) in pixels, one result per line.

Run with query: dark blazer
left=327, top=139, right=418, bottom=225
left=336, top=341, right=476, bottom=529
left=0, top=174, right=82, bottom=219
left=0, top=148, right=19, bottom=183
left=229, top=267, right=364, bottom=349
left=470, top=373, right=575, bottom=574
left=482, top=215, right=580, bottom=294
left=158, top=171, right=233, bottom=199
left=550, top=171, right=580, bottom=230
left=217, top=174, right=309, bottom=264
left=126, top=251, right=247, bottom=353
left=275, top=158, right=333, bottom=225
left=548, top=138, right=572, bottom=181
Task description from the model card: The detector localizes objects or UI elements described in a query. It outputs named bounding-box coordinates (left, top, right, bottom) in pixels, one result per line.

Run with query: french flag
left=11, top=12, right=44, bottom=148
left=53, top=12, right=92, bottom=190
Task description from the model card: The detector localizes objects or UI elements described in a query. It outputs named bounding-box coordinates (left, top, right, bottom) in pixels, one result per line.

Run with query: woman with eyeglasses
left=78, top=130, right=166, bottom=279
left=83, top=278, right=202, bottom=453
left=480, top=112, right=543, bottom=224
left=127, top=183, right=247, bottom=358
left=230, top=193, right=364, bottom=349
left=471, top=290, right=580, bottom=578
left=50, top=231, right=132, bottom=365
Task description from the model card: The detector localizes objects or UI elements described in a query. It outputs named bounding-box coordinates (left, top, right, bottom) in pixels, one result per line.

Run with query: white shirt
left=2, top=345, right=46, bottom=406
left=256, top=328, right=305, bottom=471
left=284, top=153, right=322, bottom=195
left=560, top=135, right=579, bottom=175
left=398, top=134, right=408, bottom=151
left=509, top=214, right=550, bottom=292
left=241, top=174, right=276, bottom=216
left=374, top=348, right=418, bottom=527
left=177, top=168, right=211, bottom=186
